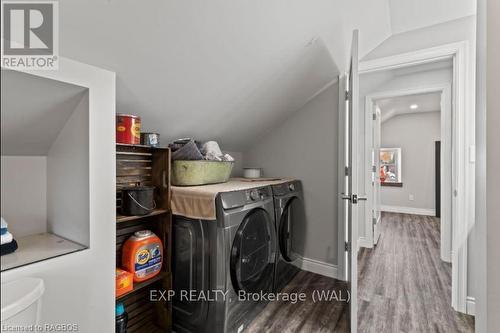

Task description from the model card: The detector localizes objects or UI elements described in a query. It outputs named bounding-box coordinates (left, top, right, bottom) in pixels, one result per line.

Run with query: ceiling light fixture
left=410, top=104, right=419, bottom=110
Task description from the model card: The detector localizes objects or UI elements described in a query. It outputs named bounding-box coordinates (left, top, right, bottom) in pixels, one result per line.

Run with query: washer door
left=230, top=208, right=276, bottom=294
left=278, top=196, right=304, bottom=262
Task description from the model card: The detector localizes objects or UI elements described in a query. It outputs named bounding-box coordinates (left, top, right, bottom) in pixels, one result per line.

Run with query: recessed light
left=410, top=104, right=419, bottom=110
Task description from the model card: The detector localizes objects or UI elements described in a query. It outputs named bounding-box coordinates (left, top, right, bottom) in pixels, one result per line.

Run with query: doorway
left=358, top=86, right=476, bottom=331
left=356, top=40, right=476, bottom=318
left=366, top=86, right=453, bottom=264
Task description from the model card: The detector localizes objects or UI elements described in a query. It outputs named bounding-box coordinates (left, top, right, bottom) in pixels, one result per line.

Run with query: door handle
left=341, top=194, right=367, bottom=204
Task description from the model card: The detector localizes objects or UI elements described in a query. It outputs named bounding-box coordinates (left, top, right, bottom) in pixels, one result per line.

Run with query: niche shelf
left=1, top=69, right=90, bottom=271
left=0, top=233, right=85, bottom=271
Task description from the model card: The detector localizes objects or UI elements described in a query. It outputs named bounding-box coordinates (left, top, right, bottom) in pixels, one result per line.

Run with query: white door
left=337, top=30, right=361, bottom=333
left=372, top=107, right=382, bottom=244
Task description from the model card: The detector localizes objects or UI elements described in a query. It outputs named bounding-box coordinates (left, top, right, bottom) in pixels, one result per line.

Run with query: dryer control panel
left=220, top=186, right=272, bottom=209
left=245, top=187, right=271, bottom=203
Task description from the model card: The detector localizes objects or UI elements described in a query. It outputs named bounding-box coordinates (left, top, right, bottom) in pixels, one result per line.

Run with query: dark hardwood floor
left=247, top=212, right=474, bottom=333
left=358, top=212, right=475, bottom=332
left=246, top=271, right=349, bottom=332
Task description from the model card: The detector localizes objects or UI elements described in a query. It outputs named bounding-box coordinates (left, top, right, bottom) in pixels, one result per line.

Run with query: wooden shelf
left=116, top=209, right=170, bottom=223
left=116, top=272, right=170, bottom=301
left=117, top=143, right=169, bottom=150
left=115, top=144, right=172, bottom=332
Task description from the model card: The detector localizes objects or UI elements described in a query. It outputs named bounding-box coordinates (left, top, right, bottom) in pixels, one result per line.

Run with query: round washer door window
left=230, top=208, right=276, bottom=294
left=278, top=196, right=305, bottom=262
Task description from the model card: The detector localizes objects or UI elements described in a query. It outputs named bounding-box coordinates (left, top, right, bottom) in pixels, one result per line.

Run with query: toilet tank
left=1, top=278, right=44, bottom=327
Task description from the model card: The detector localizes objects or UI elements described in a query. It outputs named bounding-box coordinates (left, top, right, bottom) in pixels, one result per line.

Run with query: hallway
left=358, top=212, right=474, bottom=332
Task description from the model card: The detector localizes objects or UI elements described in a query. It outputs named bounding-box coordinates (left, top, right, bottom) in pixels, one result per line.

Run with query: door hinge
left=372, top=165, right=377, bottom=172
left=373, top=217, right=377, bottom=225
left=373, top=112, right=377, bottom=120
left=345, top=241, right=351, bottom=252
left=345, top=166, right=351, bottom=176
left=345, top=91, right=351, bottom=101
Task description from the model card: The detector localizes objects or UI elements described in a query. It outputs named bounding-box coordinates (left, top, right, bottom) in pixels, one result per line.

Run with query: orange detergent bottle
left=122, top=230, right=163, bottom=282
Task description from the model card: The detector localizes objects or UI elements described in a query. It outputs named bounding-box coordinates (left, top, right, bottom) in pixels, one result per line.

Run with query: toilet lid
left=1, top=278, right=44, bottom=320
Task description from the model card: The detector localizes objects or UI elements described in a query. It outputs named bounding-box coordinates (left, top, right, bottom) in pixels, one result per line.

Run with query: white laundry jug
left=1, top=278, right=44, bottom=326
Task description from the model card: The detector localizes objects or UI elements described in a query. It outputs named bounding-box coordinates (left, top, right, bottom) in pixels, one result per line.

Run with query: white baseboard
left=466, top=296, right=476, bottom=316
left=381, top=205, right=436, bottom=216
left=293, top=256, right=338, bottom=279
left=358, top=237, right=373, bottom=249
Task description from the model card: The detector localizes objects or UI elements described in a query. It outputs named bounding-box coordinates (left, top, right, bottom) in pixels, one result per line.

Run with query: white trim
left=359, top=42, right=466, bottom=74
left=380, top=205, right=436, bottom=216
left=466, top=296, right=476, bottom=316
left=358, top=237, right=372, bottom=249
left=359, top=40, right=474, bottom=314
left=293, top=256, right=338, bottom=279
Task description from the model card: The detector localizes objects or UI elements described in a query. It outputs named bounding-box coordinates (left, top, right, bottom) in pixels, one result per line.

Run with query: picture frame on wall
left=380, top=148, right=402, bottom=186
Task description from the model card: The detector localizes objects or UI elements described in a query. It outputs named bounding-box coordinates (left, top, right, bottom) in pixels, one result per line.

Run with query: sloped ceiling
left=388, top=0, right=476, bottom=34
left=58, top=0, right=391, bottom=150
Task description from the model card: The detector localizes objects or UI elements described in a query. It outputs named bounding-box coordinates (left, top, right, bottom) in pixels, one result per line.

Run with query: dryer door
left=278, top=196, right=305, bottom=262
left=230, top=208, right=276, bottom=294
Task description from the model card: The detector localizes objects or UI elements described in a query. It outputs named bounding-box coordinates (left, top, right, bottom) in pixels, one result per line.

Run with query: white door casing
left=359, top=40, right=473, bottom=313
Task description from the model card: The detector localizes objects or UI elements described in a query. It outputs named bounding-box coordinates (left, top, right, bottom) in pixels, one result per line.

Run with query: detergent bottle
left=122, top=230, right=163, bottom=282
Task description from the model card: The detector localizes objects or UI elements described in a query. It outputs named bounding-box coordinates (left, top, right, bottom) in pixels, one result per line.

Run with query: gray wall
left=244, top=83, right=339, bottom=266
left=225, top=151, right=244, bottom=178
left=486, top=0, right=500, bottom=330
left=380, top=112, right=441, bottom=211
left=476, top=1, right=500, bottom=330
left=475, top=0, right=487, bottom=330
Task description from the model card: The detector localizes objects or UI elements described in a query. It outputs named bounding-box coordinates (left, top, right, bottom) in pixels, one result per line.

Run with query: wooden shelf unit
left=116, top=209, right=170, bottom=224
left=116, top=144, right=172, bottom=333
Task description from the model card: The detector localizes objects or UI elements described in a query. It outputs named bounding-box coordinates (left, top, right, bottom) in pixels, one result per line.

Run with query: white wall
left=363, top=15, right=477, bottom=61
left=0, top=156, right=47, bottom=238
left=244, top=83, right=339, bottom=267
left=380, top=112, right=440, bottom=212
left=387, top=0, right=476, bottom=34
left=47, top=92, right=90, bottom=246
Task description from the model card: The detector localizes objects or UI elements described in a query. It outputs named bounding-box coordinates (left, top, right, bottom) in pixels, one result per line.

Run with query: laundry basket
left=171, top=160, right=234, bottom=186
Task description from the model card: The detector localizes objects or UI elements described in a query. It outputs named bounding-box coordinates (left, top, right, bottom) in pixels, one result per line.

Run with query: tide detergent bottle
left=122, top=230, right=163, bottom=282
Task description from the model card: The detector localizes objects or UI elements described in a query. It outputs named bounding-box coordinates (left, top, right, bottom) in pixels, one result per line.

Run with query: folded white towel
left=1, top=217, right=7, bottom=229
left=1, top=231, right=13, bottom=245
